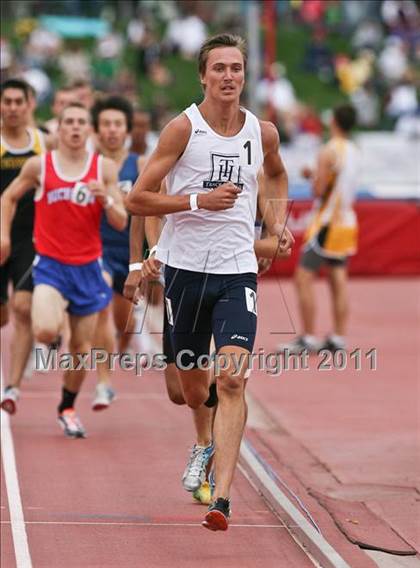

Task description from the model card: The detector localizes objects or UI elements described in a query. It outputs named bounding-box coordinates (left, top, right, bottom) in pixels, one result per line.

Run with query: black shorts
left=0, top=239, right=34, bottom=304
left=300, top=245, right=347, bottom=272
left=163, top=307, right=175, bottom=364
left=164, top=266, right=257, bottom=369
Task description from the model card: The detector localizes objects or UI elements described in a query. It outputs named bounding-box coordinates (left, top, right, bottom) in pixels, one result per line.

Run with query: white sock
left=330, top=334, right=345, bottom=346
left=302, top=334, right=317, bottom=346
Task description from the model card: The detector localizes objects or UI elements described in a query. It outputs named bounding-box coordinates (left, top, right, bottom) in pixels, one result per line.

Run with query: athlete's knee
left=69, top=339, right=91, bottom=355
left=34, top=325, right=59, bottom=345
left=216, top=368, right=244, bottom=398
left=164, top=364, right=186, bottom=404
left=182, top=385, right=208, bottom=409
left=12, top=297, right=32, bottom=323
left=167, top=388, right=186, bottom=405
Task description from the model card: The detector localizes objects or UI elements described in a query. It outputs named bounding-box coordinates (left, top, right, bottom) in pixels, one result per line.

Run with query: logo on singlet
left=194, top=128, right=207, bottom=135
left=47, top=182, right=94, bottom=206
left=203, top=153, right=243, bottom=190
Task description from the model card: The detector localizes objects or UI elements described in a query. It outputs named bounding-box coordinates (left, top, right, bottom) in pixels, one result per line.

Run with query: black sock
left=58, top=388, right=78, bottom=414
left=205, top=382, right=218, bottom=408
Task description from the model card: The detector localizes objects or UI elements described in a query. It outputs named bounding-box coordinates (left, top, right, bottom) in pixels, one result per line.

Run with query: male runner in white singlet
left=126, top=34, right=292, bottom=531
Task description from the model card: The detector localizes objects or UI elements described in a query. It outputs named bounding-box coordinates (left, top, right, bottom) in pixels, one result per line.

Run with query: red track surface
left=1, top=277, right=419, bottom=567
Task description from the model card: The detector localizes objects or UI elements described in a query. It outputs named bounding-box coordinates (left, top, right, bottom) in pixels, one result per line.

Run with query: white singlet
left=156, top=103, right=264, bottom=274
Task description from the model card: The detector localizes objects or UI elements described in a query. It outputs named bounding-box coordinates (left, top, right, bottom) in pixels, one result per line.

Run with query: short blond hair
left=198, top=33, right=247, bottom=77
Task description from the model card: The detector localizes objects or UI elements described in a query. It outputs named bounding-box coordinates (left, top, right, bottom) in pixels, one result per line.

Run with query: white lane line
left=0, top=520, right=289, bottom=529
left=240, top=440, right=351, bottom=568
left=1, top=364, right=33, bottom=568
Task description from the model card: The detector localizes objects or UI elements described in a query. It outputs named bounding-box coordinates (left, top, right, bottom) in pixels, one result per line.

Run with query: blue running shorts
left=33, top=255, right=112, bottom=316
left=102, top=245, right=129, bottom=295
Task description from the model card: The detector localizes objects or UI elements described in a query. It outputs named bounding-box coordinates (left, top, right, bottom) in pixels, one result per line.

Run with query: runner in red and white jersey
left=0, top=102, right=127, bottom=438
left=35, top=149, right=104, bottom=264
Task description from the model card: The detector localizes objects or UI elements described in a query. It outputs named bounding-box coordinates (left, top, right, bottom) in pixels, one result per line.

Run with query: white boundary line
left=1, top=412, right=33, bottom=567
left=240, top=440, right=351, bottom=568
left=1, top=364, right=33, bottom=568
left=0, top=520, right=287, bottom=529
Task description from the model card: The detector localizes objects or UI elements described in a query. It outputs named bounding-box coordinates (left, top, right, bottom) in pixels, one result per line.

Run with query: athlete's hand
left=0, top=237, right=11, bottom=266
left=199, top=182, right=241, bottom=211
left=301, top=166, right=313, bottom=179
left=141, top=256, right=162, bottom=281
left=87, top=179, right=108, bottom=205
left=273, top=225, right=294, bottom=254
left=258, top=257, right=272, bottom=275
left=123, top=270, right=142, bottom=302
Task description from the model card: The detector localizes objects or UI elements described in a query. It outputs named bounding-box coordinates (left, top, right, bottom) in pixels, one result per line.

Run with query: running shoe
left=193, top=481, right=212, bottom=505
left=92, top=383, right=116, bottom=411
left=58, top=409, right=86, bottom=438
left=202, top=497, right=231, bottom=531
left=182, top=443, right=214, bottom=492
left=0, top=386, right=20, bottom=415
left=319, top=336, right=346, bottom=354
left=276, top=336, right=320, bottom=354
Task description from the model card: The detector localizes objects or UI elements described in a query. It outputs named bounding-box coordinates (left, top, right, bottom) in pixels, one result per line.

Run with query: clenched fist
left=198, top=182, right=241, bottom=211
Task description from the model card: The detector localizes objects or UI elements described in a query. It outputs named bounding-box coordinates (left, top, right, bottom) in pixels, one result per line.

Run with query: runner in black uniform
left=0, top=79, right=48, bottom=414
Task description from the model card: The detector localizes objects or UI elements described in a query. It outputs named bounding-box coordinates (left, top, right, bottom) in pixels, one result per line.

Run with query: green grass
left=136, top=56, right=203, bottom=112
left=136, top=25, right=350, bottom=114
left=276, top=25, right=349, bottom=112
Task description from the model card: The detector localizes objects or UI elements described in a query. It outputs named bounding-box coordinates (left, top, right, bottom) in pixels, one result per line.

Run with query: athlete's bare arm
left=260, top=121, right=294, bottom=252
left=145, top=178, right=166, bottom=246
left=88, top=157, right=127, bottom=231
left=123, top=157, right=151, bottom=301
left=0, top=156, right=41, bottom=265
left=125, top=115, right=240, bottom=216
left=311, top=145, right=335, bottom=198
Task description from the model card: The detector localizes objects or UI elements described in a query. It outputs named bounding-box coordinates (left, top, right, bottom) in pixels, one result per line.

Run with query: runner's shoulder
left=158, top=113, right=192, bottom=154
left=258, top=120, right=280, bottom=152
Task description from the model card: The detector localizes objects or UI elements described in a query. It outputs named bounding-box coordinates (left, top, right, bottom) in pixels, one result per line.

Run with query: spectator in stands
left=164, top=4, right=207, bottom=59
left=386, top=75, right=418, bottom=119
left=378, top=36, right=409, bottom=84
left=350, top=81, right=380, bottom=127
left=58, top=42, right=91, bottom=82
left=70, top=79, right=95, bottom=110
left=352, top=20, right=384, bottom=52
left=45, top=86, right=76, bottom=134
left=303, top=28, right=334, bottom=83
left=257, top=62, right=300, bottom=141
left=130, top=109, right=157, bottom=157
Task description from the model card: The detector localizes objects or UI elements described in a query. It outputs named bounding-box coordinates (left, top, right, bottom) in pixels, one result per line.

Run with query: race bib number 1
left=239, top=139, right=255, bottom=167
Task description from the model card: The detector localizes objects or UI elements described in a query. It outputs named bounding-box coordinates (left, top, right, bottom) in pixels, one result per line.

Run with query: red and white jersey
left=34, top=151, right=104, bottom=265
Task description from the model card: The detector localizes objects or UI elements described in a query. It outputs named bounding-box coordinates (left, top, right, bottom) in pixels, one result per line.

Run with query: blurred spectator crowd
left=1, top=0, right=419, bottom=141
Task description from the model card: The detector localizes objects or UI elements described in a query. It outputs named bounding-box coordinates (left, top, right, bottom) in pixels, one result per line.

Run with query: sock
left=58, top=387, right=78, bottom=414
left=204, top=382, right=218, bottom=408
left=302, top=334, right=317, bottom=346
left=196, top=442, right=212, bottom=449
left=330, top=334, right=345, bottom=346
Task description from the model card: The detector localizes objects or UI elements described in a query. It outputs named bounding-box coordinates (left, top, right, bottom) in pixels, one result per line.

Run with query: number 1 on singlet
left=239, top=139, right=255, bottom=167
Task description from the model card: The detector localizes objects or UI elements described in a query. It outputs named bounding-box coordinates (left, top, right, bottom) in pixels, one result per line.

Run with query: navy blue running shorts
left=164, top=265, right=257, bottom=369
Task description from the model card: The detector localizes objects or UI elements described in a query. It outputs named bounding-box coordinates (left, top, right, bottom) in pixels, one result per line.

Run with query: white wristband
left=104, top=195, right=115, bottom=210
left=129, top=262, right=143, bottom=272
left=148, top=245, right=158, bottom=258
left=190, top=193, right=199, bottom=211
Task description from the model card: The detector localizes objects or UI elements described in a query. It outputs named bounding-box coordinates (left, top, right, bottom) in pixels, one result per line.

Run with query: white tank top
left=318, top=137, right=360, bottom=227
left=156, top=103, right=264, bottom=274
